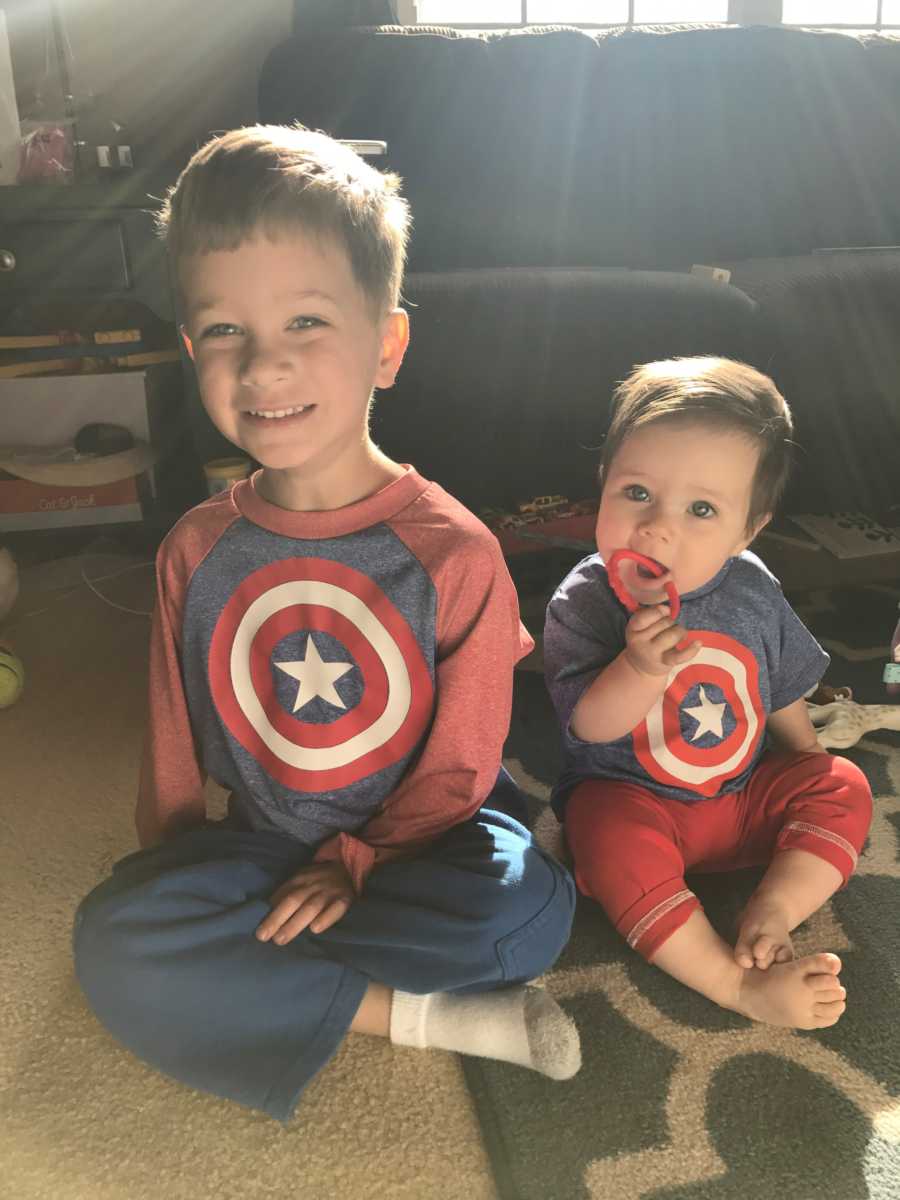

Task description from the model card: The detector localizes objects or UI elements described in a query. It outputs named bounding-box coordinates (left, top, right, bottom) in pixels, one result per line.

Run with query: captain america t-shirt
left=544, top=550, right=828, bottom=817
left=137, top=466, right=533, bottom=888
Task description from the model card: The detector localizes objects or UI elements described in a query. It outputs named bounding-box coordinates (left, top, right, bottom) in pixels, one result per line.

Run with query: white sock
left=389, top=985, right=581, bottom=1081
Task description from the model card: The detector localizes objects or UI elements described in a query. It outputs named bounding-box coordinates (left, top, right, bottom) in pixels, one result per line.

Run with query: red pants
left=565, top=752, right=872, bottom=960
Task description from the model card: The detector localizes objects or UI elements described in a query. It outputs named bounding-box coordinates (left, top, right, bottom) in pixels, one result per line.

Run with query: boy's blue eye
left=624, top=485, right=650, bottom=502
left=691, top=500, right=716, bottom=518
left=200, top=323, right=240, bottom=339
left=289, top=316, right=323, bottom=330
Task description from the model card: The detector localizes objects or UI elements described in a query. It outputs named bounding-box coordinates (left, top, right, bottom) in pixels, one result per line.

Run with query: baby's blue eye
left=624, top=485, right=650, bottom=502
left=289, top=316, right=323, bottom=330
left=691, top=500, right=716, bottom=518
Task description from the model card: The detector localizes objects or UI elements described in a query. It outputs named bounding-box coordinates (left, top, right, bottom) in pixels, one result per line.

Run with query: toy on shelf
left=886, top=600, right=900, bottom=698
left=479, top=495, right=598, bottom=556
left=0, top=544, right=23, bottom=709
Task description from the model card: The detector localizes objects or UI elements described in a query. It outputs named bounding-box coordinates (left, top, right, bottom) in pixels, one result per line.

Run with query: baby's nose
left=637, top=510, right=673, bottom=542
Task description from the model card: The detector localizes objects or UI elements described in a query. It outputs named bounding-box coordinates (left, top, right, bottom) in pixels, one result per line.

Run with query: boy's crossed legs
left=74, top=804, right=580, bottom=1121
left=565, top=751, right=872, bottom=1029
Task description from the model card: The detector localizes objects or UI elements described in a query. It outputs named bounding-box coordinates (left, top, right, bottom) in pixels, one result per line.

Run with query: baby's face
left=596, top=421, right=768, bottom=601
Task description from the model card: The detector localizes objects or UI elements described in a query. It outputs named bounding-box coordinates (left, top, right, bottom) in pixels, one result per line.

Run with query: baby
left=544, top=357, right=872, bottom=1028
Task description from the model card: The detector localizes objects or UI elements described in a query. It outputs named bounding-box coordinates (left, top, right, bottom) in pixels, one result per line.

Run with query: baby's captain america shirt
left=544, top=550, right=828, bottom=817
left=137, top=467, right=532, bottom=886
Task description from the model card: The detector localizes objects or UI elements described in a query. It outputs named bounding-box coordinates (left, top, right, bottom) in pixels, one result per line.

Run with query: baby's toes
left=812, top=997, right=846, bottom=1027
left=733, top=937, right=756, bottom=969
left=752, top=934, right=782, bottom=970
left=810, top=951, right=842, bottom=976
left=810, top=975, right=846, bottom=1004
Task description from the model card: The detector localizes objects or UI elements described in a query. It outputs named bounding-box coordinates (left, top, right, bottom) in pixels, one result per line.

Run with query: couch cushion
left=371, top=267, right=758, bottom=514
left=722, top=251, right=900, bottom=515
left=258, top=25, right=900, bottom=271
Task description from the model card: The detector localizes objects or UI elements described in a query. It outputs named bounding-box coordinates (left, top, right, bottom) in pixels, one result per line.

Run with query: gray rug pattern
left=464, top=581, right=900, bottom=1200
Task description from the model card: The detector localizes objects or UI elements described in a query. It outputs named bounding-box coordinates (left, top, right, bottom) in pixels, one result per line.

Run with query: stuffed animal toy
left=808, top=696, right=900, bottom=750
left=0, top=544, right=24, bottom=709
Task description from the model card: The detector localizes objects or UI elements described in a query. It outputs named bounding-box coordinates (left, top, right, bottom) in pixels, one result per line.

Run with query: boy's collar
left=232, top=465, right=428, bottom=538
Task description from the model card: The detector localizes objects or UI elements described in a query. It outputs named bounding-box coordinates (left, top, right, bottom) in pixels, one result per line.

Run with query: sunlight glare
left=783, top=1, right=877, bottom=23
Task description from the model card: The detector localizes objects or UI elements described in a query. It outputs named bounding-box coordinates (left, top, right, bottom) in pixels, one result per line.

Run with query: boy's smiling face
left=180, top=230, right=408, bottom=510
left=596, top=420, right=770, bottom=601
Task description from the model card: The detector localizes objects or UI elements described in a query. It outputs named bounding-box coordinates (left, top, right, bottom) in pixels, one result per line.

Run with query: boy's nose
left=239, top=344, right=291, bottom=388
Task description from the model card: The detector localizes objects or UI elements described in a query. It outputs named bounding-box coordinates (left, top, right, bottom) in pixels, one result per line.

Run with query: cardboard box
left=0, top=471, right=143, bottom=531
left=0, top=365, right=180, bottom=531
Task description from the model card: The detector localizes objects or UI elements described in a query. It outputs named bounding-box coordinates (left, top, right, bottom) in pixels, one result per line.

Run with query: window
left=415, top=1, right=729, bottom=25
left=416, top=2, right=900, bottom=28
left=783, top=2, right=880, bottom=24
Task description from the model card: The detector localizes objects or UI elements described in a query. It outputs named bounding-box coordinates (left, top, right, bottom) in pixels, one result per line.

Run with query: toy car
left=517, top=494, right=569, bottom=518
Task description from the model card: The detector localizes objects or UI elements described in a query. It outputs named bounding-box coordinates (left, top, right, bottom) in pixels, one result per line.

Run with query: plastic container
left=203, top=456, right=253, bottom=496
left=885, top=600, right=900, bottom=699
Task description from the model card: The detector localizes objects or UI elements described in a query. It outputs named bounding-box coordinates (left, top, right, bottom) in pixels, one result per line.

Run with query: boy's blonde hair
left=157, top=124, right=411, bottom=314
left=600, top=357, right=793, bottom=533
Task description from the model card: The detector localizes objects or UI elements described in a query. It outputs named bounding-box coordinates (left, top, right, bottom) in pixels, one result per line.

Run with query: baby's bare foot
left=735, top=952, right=846, bottom=1029
left=734, top=895, right=794, bottom=970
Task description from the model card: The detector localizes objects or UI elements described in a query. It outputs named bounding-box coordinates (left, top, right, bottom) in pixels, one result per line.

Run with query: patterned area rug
left=464, top=578, right=900, bottom=1200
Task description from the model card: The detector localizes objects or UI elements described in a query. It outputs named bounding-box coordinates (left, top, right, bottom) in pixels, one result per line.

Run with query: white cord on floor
left=80, top=561, right=154, bottom=616
left=11, top=557, right=155, bottom=627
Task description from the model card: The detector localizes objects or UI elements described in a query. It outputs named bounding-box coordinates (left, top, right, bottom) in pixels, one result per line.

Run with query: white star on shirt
left=683, top=685, right=727, bottom=741
left=275, top=636, right=353, bottom=713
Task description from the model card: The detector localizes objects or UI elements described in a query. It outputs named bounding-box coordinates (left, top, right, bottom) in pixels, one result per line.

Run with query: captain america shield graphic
left=209, top=557, right=433, bottom=792
left=632, top=630, right=764, bottom=797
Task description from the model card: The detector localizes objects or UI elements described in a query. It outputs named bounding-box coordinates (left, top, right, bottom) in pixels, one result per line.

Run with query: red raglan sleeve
left=314, top=518, right=533, bottom=892
left=135, top=527, right=210, bottom=848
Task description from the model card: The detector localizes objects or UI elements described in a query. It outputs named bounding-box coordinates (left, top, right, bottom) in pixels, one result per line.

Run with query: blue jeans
left=73, top=800, right=575, bottom=1121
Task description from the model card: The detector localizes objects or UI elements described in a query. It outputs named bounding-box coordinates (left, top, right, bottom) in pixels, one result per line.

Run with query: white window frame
left=408, top=2, right=900, bottom=31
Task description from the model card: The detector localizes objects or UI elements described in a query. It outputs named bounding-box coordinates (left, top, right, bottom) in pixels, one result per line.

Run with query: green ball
left=0, top=649, right=24, bottom=708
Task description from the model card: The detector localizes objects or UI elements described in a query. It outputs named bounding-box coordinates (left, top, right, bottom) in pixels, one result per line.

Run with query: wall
left=5, top=0, right=293, bottom=174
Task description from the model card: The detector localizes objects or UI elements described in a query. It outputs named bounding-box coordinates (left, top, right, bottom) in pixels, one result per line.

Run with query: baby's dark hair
left=156, top=124, right=411, bottom=314
left=599, top=357, right=794, bottom=533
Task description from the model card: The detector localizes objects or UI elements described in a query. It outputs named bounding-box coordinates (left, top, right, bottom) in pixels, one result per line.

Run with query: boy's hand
left=624, top=604, right=699, bottom=677
left=256, top=861, right=355, bottom=945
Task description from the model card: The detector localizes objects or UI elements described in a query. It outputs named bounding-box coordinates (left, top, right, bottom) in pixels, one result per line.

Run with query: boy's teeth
left=249, top=405, right=308, bottom=418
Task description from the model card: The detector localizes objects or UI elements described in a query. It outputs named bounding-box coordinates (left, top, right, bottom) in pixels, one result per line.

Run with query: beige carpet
left=1, top=540, right=499, bottom=1200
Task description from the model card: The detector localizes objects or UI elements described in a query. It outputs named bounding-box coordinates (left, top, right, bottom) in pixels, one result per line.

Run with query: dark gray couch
left=258, top=23, right=900, bottom=518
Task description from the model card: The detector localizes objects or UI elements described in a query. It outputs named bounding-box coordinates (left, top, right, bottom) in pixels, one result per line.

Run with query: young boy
left=544, top=357, right=872, bottom=1029
left=73, top=125, right=580, bottom=1121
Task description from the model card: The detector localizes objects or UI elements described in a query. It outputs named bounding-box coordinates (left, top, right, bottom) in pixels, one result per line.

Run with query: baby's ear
left=754, top=511, right=773, bottom=537
left=180, top=326, right=194, bottom=361
left=743, top=511, right=772, bottom=551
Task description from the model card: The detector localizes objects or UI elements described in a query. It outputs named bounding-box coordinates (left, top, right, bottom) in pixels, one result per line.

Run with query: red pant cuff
left=617, top=879, right=700, bottom=960
left=777, top=820, right=860, bottom=884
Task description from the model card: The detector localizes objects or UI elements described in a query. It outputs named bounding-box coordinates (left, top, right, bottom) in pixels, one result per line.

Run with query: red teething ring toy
left=607, top=549, right=681, bottom=621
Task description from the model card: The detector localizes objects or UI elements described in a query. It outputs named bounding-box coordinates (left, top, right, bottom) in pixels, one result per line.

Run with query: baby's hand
left=624, top=604, right=699, bottom=677
left=256, top=861, right=355, bottom=945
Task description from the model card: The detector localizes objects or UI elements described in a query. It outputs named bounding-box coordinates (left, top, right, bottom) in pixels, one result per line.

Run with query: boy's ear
left=180, top=326, right=194, bottom=361
left=374, top=308, right=409, bottom=389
